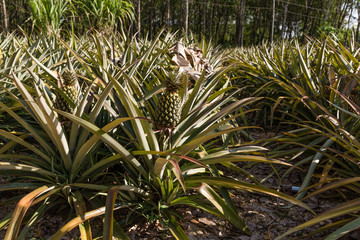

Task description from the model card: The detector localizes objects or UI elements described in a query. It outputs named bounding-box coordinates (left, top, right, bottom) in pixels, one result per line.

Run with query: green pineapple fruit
left=54, top=70, right=79, bottom=117
left=155, top=77, right=182, bottom=129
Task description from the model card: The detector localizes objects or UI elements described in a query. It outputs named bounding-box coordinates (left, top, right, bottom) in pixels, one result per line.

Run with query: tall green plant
left=76, top=0, right=134, bottom=32
left=28, top=0, right=71, bottom=35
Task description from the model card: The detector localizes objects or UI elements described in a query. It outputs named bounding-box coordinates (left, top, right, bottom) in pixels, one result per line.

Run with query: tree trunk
left=322, top=0, right=334, bottom=26
left=166, top=0, right=170, bottom=30
left=236, top=0, right=240, bottom=45
left=261, top=11, right=266, bottom=43
left=271, top=0, right=275, bottom=42
left=137, top=0, right=141, bottom=39
left=255, top=8, right=261, bottom=44
left=356, top=2, right=360, bottom=42
left=149, top=0, right=153, bottom=39
left=215, top=13, right=221, bottom=43
left=203, top=0, right=207, bottom=36
left=287, top=20, right=292, bottom=39
left=251, top=8, right=259, bottom=44
left=2, top=0, right=8, bottom=33
left=281, top=0, right=289, bottom=39
left=347, top=1, right=354, bottom=30
left=321, top=0, right=334, bottom=25
left=209, top=2, right=215, bottom=39
left=221, top=9, right=229, bottom=44
left=337, top=0, right=351, bottom=29
left=301, top=0, right=314, bottom=43
left=184, top=0, right=189, bottom=36
left=240, top=0, right=246, bottom=46
left=236, top=0, right=246, bottom=46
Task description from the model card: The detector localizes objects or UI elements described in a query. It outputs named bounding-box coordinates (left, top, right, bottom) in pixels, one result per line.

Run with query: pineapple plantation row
left=0, top=30, right=359, bottom=239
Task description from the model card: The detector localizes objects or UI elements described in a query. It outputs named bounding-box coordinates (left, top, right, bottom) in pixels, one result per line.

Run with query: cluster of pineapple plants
left=0, top=30, right=316, bottom=240
left=227, top=32, right=360, bottom=239
left=2, top=21, right=360, bottom=238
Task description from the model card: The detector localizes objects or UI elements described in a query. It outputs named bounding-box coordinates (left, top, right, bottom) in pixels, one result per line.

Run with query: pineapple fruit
left=155, top=77, right=182, bottom=129
left=54, top=70, right=79, bottom=118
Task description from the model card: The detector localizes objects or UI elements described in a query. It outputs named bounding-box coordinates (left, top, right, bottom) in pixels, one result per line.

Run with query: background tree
left=184, top=0, right=189, bottom=36
left=137, top=0, right=141, bottom=38
left=1, top=0, right=8, bottom=33
left=0, top=0, right=358, bottom=46
left=357, top=0, right=360, bottom=41
left=166, top=0, right=170, bottom=30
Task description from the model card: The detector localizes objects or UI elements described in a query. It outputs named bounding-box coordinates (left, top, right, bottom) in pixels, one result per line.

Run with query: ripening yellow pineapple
left=155, top=77, right=182, bottom=129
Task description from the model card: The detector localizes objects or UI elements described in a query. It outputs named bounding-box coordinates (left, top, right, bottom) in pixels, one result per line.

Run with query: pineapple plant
left=348, top=87, right=360, bottom=113
left=154, top=77, right=182, bottom=129
left=54, top=69, right=79, bottom=117
left=349, top=90, right=360, bottom=105
left=338, top=78, right=360, bottom=113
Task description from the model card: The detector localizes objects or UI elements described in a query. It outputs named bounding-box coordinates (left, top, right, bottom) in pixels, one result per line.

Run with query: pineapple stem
left=168, top=128, right=173, bottom=149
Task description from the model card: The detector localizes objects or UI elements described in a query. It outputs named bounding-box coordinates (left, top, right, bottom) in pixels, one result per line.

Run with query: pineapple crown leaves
left=57, top=69, right=78, bottom=89
left=164, top=77, right=182, bottom=93
left=62, top=70, right=77, bottom=86
left=159, top=68, right=183, bottom=93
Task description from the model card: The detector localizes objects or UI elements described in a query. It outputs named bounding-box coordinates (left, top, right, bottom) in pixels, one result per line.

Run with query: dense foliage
left=0, top=0, right=359, bottom=45
left=0, top=30, right=314, bottom=239
left=0, top=26, right=360, bottom=238
left=228, top=32, right=360, bottom=239
left=1, top=1, right=360, bottom=239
